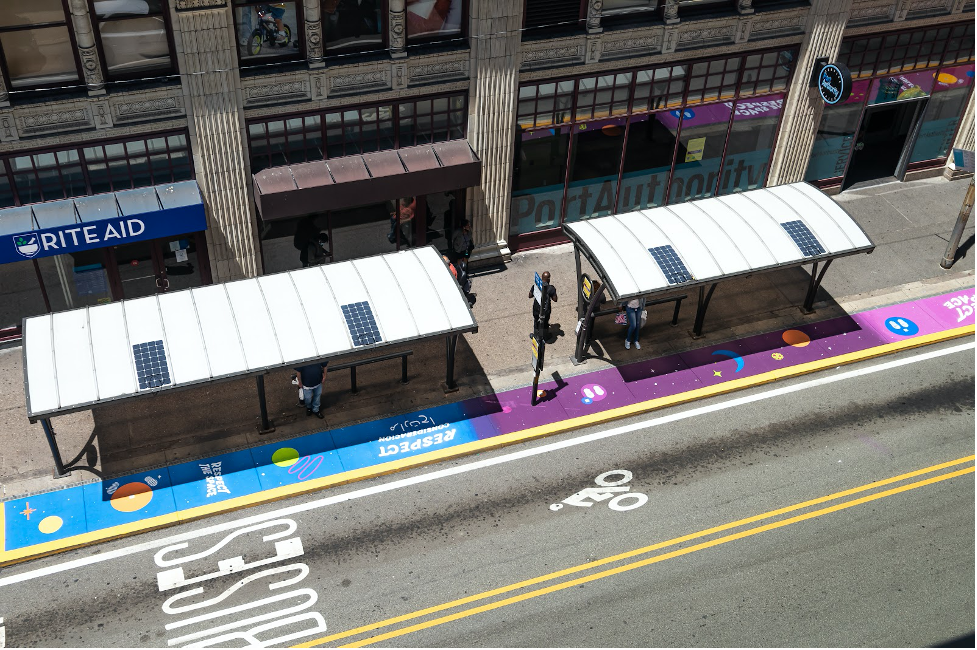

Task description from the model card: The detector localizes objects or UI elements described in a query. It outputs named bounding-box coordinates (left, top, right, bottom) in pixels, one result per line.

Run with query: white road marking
left=1, top=341, right=972, bottom=587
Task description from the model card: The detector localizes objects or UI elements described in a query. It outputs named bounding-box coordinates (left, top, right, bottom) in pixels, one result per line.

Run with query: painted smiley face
left=580, top=384, right=607, bottom=405
left=884, top=317, right=919, bottom=336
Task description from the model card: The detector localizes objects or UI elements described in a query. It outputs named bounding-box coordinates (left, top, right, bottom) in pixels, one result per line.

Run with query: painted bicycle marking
left=550, top=470, right=648, bottom=512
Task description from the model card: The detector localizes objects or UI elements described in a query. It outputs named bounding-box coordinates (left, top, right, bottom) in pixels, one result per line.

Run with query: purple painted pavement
left=618, top=352, right=703, bottom=402
left=474, top=380, right=571, bottom=437
left=795, top=316, right=889, bottom=357
left=916, top=289, right=976, bottom=329
left=679, top=336, right=767, bottom=386
left=853, top=302, right=944, bottom=343
left=551, top=367, right=638, bottom=418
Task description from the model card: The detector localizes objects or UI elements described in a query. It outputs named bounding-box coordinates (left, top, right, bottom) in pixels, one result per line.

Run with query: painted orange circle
left=937, top=73, right=958, bottom=84
left=782, top=329, right=811, bottom=348
left=110, top=482, right=153, bottom=512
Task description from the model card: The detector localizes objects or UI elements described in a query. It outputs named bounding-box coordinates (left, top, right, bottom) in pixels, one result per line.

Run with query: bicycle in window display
left=247, top=4, right=294, bottom=55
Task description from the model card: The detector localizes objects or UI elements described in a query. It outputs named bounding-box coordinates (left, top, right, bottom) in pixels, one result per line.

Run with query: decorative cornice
left=305, top=19, right=323, bottom=61
left=600, top=35, right=661, bottom=60
left=752, top=13, right=806, bottom=36
left=18, top=108, right=93, bottom=136
left=408, top=60, right=468, bottom=83
left=329, top=70, right=389, bottom=95
left=113, top=96, right=185, bottom=123
left=677, top=24, right=735, bottom=46
left=244, top=80, right=311, bottom=106
left=175, top=0, right=227, bottom=10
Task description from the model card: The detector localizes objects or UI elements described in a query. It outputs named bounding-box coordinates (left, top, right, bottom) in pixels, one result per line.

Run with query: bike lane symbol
left=550, top=470, right=648, bottom=512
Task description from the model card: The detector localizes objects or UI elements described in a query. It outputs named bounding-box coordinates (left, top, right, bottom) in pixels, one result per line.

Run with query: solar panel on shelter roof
left=780, top=220, right=825, bottom=257
left=648, top=245, right=693, bottom=285
left=133, top=340, right=171, bottom=390
left=341, top=301, right=382, bottom=347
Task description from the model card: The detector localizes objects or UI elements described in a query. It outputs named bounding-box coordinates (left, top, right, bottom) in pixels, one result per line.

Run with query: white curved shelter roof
left=564, top=182, right=874, bottom=301
left=23, top=245, right=476, bottom=420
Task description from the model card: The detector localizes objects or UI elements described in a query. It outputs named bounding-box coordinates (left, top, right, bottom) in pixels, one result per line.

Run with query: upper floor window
left=840, top=22, right=976, bottom=80
left=234, top=1, right=303, bottom=63
left=406, top=0, right=464, bottom=43
left=90, top=0, right=175, bottom=79
left=0, top=0, right=79, bottom=90
left=524, top=0, right=584, bottom=30
left=322, top=0, right=384, bottom=53
left=603, top=0, right=657, bottom=16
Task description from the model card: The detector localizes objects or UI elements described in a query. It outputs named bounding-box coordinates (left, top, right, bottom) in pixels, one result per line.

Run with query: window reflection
left=669, top=103, right=733, bottom=204
left=717, top=95, right=783, bottom=195
left=406, top=0, right=463, bottom=40
left=510, top=126, right=570, bottom=236
left=322, top=0, right=382, bottom=51
left=93, top=0, right=172, bottom=77
left=564, top=119, right=626, bottom=223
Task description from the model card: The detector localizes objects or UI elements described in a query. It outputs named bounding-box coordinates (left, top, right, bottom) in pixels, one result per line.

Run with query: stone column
left=765, top=0, right=853, bottom=185
left=68, top=0, right=106, bottom=94
left=174, top=0, right=261, bottom=280
left=389, top=0, right=407, bottom=58
left=586, top=0, right=602, bottom=33
left=465, top=0, right=523, bottom=265
left=0, top=69, right=9, bottom=106
left=663, top=0, right=680, bottom=24
left=303, top=0, right=324, bottom=67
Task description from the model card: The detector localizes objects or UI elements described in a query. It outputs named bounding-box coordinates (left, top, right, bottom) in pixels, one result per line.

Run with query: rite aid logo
left=818, top=63, right=852, bottom=105
left=13, top=234, right=40, bottom=258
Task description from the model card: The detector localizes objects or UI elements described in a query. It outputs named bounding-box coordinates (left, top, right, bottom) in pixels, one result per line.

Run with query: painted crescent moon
left=711, top=349, right=744, bottom=372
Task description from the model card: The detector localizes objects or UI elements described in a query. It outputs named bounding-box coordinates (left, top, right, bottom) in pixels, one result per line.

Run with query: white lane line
left=1, top=340, right=972, bottom=586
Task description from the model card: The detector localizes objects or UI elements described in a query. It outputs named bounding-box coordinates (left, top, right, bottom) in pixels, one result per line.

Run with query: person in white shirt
left=620, top=296, right=646, bottom=350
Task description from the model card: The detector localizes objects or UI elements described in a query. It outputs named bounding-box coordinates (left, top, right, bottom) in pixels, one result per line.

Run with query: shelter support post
left=40, top=418, right=69, bottom=478
left=692, top=283, right=719, bottom=338
left=572, top=283, right=607, bottom=365
left=574, top=247, right=584, bottom=319
left=256, top=374, right=275, bottom=434
left=802, top=259, right=833, bottom=314
left=443, top=334, right=459, bottom=393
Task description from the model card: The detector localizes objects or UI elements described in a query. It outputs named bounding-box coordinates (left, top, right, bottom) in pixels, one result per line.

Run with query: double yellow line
left=296, top=455, right=976, bottom=648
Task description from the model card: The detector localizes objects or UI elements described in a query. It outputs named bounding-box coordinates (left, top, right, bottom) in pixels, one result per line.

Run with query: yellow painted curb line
left=1, top=324, right=973, bottom=567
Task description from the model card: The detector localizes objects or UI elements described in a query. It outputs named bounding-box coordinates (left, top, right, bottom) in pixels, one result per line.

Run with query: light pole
left=941, top=177, right=975, bottom=270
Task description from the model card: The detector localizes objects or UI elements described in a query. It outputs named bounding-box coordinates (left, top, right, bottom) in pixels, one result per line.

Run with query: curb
left=1, top=323, right=972, bottom=568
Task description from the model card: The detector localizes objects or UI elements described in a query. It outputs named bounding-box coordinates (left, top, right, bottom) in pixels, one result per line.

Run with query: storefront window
left=575, top=74, right=632, bottom=121
left=910, top=65, right=975, bottom=163
left=564, top=118, right=626, bottom=223
left=406, top=0, right=463, bottom=41
left=234, top=1, right=301, bottom=61
left=685, top=57, right=739, bottom=105
left=0, top=0, right=78, bottom=89
left=91, top=0, right=173, bottom=77
left=510, top=126, right=570, bottom=236
left=517, top=81, right=574, bottom=128
left=867, top=69, right=935, bottom=105
left=739, top=51, right=793, bottom=97
left=668, top=103, right=733, bottom=204
left=36, top=251, right=113, bottom=312
left=321, top=0, right=383, bottom=52
left=804, top=80, right=870, bottom=182
left=248, top=94, right=466, bottom=171
left=633, top=66, right=686, bottom=112
left=717, top=95, right=783, bottom=195
left=617, top=112, right=678, bottom=212
left=0, top=132, right=192, bottom=206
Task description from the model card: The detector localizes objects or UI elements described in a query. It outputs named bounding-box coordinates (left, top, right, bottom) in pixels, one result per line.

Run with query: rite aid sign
left=3, top=203, right=207, bottom=265
left=816, top=62, right=853, bottom=105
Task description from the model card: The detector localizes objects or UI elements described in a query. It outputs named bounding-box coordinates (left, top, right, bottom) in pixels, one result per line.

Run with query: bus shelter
left=21, top=245, right=477, bottom=477
left=565, top=182, right=875, bottom=363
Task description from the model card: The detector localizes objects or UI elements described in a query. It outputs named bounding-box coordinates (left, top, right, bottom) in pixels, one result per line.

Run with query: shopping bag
left=614, top=313, right=627, bottom=325
left=640, top=309, right=648, bottom=325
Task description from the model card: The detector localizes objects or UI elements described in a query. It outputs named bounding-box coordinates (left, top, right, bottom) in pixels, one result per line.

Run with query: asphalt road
left=0, top=340, right=973, bottom=648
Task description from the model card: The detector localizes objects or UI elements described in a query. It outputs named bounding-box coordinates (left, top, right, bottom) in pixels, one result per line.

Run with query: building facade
left=0, top=0, right=973, bottom=340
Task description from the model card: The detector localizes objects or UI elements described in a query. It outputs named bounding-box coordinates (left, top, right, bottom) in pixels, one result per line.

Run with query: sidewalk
left=0, top=176, right=973, bottom=555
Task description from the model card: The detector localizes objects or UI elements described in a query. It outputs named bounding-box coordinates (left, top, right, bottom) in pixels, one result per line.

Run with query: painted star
left=713, top=370, right=722, bottom=377
left=20, top=502, right=36, bottom=520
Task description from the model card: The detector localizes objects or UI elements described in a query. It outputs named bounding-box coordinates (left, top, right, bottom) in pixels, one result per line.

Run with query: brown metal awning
left=253, top=139, right=482, bottom=221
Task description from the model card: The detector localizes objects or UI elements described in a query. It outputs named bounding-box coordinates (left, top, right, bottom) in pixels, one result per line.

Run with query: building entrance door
left=110, top=232, right=206, bottom=299
left=843, top=100, right=924, bottom=189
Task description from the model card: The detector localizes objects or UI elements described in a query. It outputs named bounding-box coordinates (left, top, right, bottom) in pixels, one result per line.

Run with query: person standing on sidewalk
left=620, top=296, right=646, bottom=350
left=530, top=271, right=558, bottom=338
left=295, top=361, right=327, bottom=419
